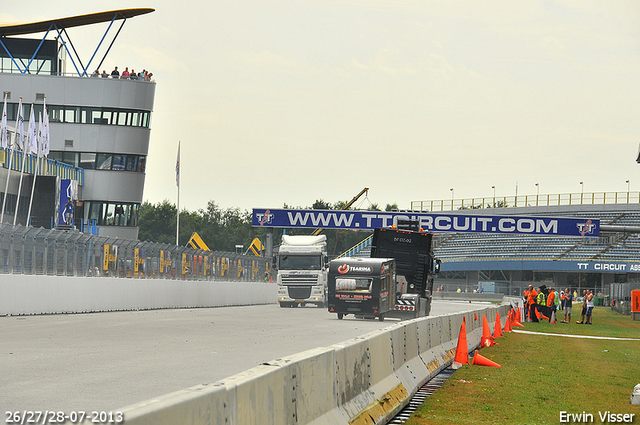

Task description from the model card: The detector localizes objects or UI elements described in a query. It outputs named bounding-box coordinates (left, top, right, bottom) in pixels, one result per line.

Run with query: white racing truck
left=275, top=234, right=328, bottom=307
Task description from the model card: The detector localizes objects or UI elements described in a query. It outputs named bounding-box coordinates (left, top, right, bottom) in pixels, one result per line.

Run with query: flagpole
left=26, top=111, right=43, bottom=226
left=176, top=141, right=180, bottom=246
left=0, top=93, right=11, bottom=224
left=14, top=102, right=33, bottom=226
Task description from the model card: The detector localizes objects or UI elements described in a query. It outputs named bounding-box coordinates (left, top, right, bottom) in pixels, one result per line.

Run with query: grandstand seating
left=433, top=209, right=640, bottom=263
left=341, top=208, right=640, bottom=264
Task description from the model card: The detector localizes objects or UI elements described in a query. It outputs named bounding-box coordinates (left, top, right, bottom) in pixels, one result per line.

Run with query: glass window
left=335, top=278, right=372, bottom=293
left=105, top=203, right=116, bottom=225
left=131, top=204, right=140, bottom=226
left=278, top=254, right=322, bottom=270
left=48, top=151, right=63, bottom=162
left=49, top=106, right=63, bottom=123
left=96, top=154, right=112, bottom=170
left=125, top=155, right=137, bottom=171
left=91, top=109, right=102, bottom=125
left=117, top=111, right=128, bottom=126
left=88, top=202, right=102, bottom=223
left=131, top=112, right=139, bottom=127
left=62, top=152, right=78, bottom=167
left=102, top=109, right=114, bottom=125
left=112, top=154, right=125, bottom=171
left=65, top=107, right=80, bottom=123
left=5, top=102, right=17, bottom=121
left=33, top=104, right=44, bottom=119
left=114, top=204, right=126, bottom=226
left=79, top=153, right=96, bottom=169
left=136, top=156, right=146, bottom=172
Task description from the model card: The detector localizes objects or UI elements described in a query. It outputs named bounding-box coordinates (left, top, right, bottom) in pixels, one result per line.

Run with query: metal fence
left=411, top=191, right=640, bottom=212
left=610, top=281, right=640, bottom=315
left=0, top=223, right=270, bottom=281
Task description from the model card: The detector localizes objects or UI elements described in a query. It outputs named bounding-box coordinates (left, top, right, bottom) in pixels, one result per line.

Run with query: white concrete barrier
left=109, top=305, right=512, bottom=425
left=0, top=275, right=277, bottom=315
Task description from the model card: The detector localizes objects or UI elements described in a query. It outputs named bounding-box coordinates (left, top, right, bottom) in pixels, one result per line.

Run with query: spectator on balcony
left=121, top=67, right=130, bottom=79
left=130, top=69, right=137, bottom=80
left=101, top=70, right=109, bottom=78
left=91, top=69, right=100, bottom=77
left=111, top=66, right=119, bottom=78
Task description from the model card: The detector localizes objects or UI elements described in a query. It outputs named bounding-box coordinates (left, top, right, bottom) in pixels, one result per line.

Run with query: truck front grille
left=281, top=275, right=318, bottom=285
left=288, top=286, right=312, bottom=299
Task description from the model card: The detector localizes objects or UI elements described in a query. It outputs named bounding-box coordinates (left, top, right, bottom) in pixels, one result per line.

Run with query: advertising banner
left=252, top=208, right=599, bottom=237
left=58, top=179, right=78, bottom=226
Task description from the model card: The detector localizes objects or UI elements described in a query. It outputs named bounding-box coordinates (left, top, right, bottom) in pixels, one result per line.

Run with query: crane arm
left=311, top=187, right=369, bottom=236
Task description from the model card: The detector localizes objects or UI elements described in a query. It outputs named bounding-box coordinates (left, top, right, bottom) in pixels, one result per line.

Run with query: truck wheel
left=337, top=313, right=344, bottom=320
left=378, top=314, right=385, bottom=322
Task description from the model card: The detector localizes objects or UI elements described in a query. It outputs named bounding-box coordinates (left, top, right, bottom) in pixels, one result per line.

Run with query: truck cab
left=275, top=235, right=329, bottom=307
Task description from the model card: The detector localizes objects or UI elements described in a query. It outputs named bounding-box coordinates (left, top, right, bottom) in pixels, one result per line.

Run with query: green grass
left=407, top=307, right=640, bottom=425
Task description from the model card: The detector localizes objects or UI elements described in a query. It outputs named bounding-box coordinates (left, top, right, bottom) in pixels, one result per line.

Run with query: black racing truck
left=328, top=220, right=440, bottom=320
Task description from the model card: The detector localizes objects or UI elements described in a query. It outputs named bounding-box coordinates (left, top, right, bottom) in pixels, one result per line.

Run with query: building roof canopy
left=0, top=8, right=154, bottom=37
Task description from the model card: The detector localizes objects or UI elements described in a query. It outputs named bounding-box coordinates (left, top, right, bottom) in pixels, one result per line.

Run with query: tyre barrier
left=106, top=305, right=509, bottom=425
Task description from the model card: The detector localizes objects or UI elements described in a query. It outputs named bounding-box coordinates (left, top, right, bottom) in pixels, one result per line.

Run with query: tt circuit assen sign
left=252, top=209, right=600, bottom=237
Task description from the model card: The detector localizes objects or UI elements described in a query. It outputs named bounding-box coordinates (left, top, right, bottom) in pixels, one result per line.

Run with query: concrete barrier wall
left=0, top=275, right=278, bottom=315
left=112, top=304, right=511, bottom=425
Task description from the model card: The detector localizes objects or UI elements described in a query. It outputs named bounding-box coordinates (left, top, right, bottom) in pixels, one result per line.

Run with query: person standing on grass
left=524, top=285, right=538, bottom=322
left=536, top=286, right=548, bottom=320
left=546, top=288, right=556, bottom=323
left=585, top=289, right=595, bottom=325
left=561, top=288, right=573, bottom=323
left=577, top=290, right=588, bottom=324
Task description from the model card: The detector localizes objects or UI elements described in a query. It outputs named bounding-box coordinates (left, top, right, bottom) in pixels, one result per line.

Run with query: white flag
left=28, top=104, right=37, bottom=155
left=15, top=98, right=24, bottom=150
left=38, top=112, right=43, bottom=157
left=1, top=94, right=7, bottom=149
left=176, top=141, right=180, bottom=187
left=42, top=101, right=50, bottom=157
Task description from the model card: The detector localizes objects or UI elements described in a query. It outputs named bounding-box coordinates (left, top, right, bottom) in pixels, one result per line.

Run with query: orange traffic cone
left=453, top=318, right=469, bottom=367
left=475, top=313, right=478, bottom=321
left=481, top=315, right=494, bottom=347
left=550, top=309, right=556, bottom=324
left=504, top=315, right=512, bottom=332
left=494, top=312, right=503, bottom=338
left=471, top=350, right=501, bottom=367
left=512, top=308, right=524, bottom=328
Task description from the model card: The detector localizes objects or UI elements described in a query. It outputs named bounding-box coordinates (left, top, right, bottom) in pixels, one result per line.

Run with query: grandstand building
left=428, top=201, right=640, bottom=298
left=0, top=9, right=155, bottom=240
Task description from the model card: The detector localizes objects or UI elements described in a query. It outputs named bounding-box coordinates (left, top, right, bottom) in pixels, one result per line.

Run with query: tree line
left=138, top=199, right=399, bottom=258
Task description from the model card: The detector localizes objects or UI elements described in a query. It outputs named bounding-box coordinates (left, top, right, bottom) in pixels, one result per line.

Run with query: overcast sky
left=2, top=1, right=639, bottom=212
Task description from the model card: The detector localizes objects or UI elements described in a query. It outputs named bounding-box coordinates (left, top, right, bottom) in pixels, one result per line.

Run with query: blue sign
left=252, top=208, right=600, bottom=237
left=440, top=259, right=638, bottom=273
left=58, top=179, right=76, bottom=226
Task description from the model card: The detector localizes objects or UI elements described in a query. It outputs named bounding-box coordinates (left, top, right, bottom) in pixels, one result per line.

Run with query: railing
left=335, top=234, right=373, bottom=259
left=0, top=223, right=269, bottom=281
left=411, top=191, right=640, bottom=212
left=1, top=69, right=154, bottom=82
left=1, top=148, right=84, bottom=186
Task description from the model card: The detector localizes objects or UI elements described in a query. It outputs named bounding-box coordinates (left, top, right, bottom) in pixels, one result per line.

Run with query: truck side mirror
left=272, top=255, right=278, bottom=270
left=434, top=259, right=441, bottom=274
left=324, top=255, right=329, bottom=267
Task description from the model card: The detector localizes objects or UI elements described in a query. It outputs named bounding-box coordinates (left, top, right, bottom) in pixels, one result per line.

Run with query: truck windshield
left=279, top=255, right=322, bottom=270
